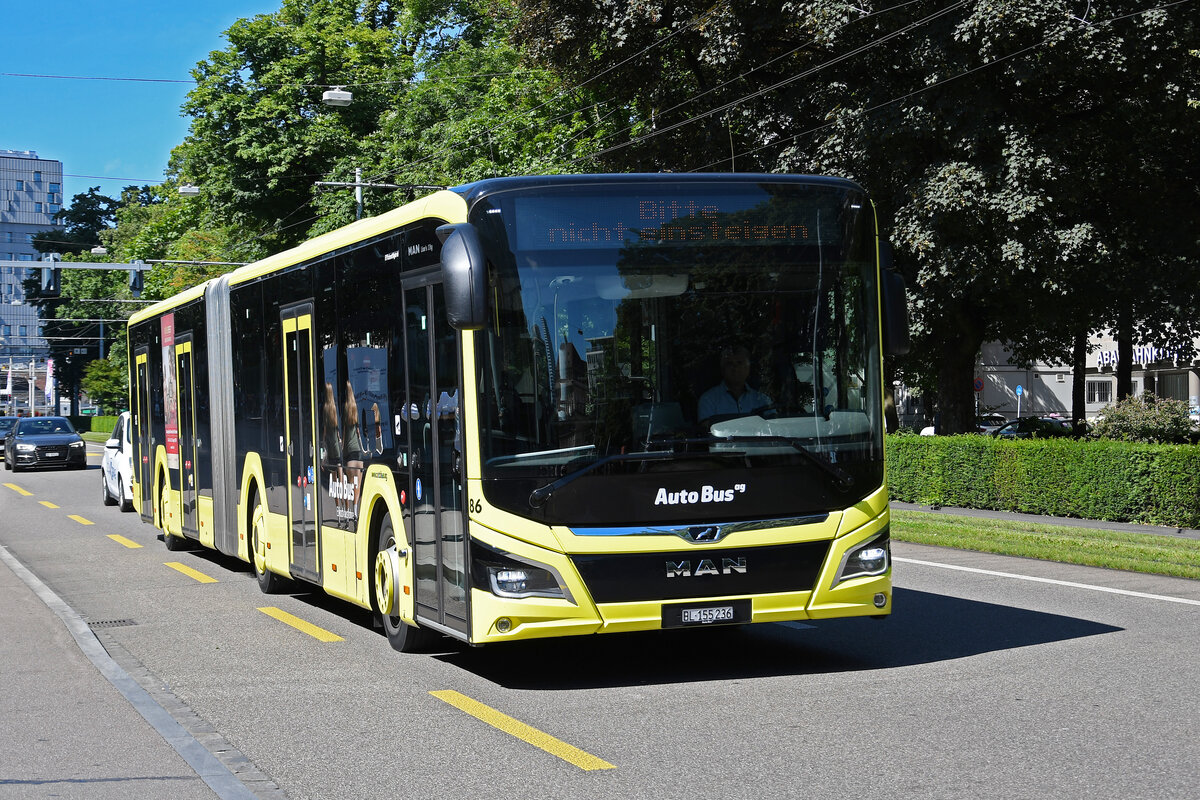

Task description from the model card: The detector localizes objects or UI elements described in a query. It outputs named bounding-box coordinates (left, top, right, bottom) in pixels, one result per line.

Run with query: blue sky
left=0, top=1, right=279, bottom=202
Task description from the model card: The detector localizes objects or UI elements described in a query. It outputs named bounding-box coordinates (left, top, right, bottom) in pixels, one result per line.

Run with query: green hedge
left=69, top=415, right=119, bottom=435
left=886, top=434, right=1200, bottom=528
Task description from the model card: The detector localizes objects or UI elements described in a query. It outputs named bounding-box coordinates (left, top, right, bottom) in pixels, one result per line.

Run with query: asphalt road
left=2, top=446, right=1198, bottom=799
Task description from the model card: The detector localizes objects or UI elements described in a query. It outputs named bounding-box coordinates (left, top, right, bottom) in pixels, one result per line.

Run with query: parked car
left=101, top=411, right=134, bottom=511
left=991, top=416, right=1073, bottom=439
left=3, top=416, right=87, bottom=471
left=976, top=413, right=1008, bottom=434
left=0, top=416, right=17, bottom=462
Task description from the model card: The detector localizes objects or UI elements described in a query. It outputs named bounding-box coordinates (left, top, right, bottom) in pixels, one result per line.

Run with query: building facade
left=893, top=334, right=1200, bottom=432
left=1, top=149, right=61, bottom=360
left=976, top=336, right=1200, bottom=422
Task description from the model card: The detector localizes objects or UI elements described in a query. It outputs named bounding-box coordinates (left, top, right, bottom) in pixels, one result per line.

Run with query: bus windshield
left=471, top=179, right=884, bottom=525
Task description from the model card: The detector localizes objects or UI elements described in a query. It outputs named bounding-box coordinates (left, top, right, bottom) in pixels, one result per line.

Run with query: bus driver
left=697, top=344, right=772, bottom=423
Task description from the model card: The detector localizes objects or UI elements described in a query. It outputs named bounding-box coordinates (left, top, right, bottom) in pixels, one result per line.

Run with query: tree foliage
left=32, top=187, right=118, bottom=255
left=81, top=356, right=128, bottom=414
left=509, top=0, right=1200, bottom=432
left=172, top=0, right=558, bottom=248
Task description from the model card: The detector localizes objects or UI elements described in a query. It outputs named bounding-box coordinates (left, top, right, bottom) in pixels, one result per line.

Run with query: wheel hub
left=375, top=545, right=401, bottom=615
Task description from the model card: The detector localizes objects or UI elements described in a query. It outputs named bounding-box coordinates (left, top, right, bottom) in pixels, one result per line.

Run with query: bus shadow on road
left=438, top=588, right=1123, bottom=689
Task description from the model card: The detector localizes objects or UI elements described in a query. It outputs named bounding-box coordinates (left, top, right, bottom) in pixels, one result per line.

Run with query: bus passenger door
left=134, top=348, right=153, bottom=520
left=404, top=280, right=467, bottom=636
left=174, top=336, right=199, bottom=538
left=281, top=304, right=319, bottom=582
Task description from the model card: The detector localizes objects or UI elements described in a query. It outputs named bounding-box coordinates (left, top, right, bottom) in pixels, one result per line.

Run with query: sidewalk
left=891, top=501, right=1200, bottom=541
left=0, top=546, right=256, bottom=800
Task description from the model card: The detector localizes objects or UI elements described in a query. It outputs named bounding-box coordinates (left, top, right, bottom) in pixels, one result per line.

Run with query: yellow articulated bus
left=127, top=174, right=910, bottom=651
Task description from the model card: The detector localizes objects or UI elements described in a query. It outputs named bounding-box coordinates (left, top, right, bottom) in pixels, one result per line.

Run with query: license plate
left=662, top=599, right=751, bottom=628
left=683, top=606, right=734, bottom=624
left=44, top=451, right=60, bottom=458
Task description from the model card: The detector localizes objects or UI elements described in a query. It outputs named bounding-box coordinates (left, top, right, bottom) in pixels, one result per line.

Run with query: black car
left=3, top=416, right=88, bottom=471
left=0, top=416, right=17, bottom=461
left=991, top=416, right=1073, bottom=439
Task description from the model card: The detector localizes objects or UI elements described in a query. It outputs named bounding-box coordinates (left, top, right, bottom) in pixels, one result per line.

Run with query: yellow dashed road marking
left=68, top=515, right=94, bottom=526
left=4, top=483, right=32, bottom=496
left=431, top=689, right=616, bottom=771
left=39, top=500, right=59, bottom=509
left=257, top=607, right=343, bottom=642
left=108, top=534, right=143, bottom=549
left=165, top=561, right=217, bottom=583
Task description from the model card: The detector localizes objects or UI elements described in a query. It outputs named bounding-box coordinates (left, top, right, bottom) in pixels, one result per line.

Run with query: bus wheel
left=376, top=513, right=435, bottom=653
left=250, top=495, right=284, bottom=593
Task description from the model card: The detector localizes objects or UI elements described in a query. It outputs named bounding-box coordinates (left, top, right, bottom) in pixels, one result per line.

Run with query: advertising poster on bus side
left=161, top=313, right=179, bottom=469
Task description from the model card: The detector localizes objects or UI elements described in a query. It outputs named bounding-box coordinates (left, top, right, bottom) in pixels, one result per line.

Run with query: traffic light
left=129, top=259, right=144, bottom=298
left=40, top=266, right=61, bottom=296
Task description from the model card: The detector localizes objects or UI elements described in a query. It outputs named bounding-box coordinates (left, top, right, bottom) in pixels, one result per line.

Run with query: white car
left=101, top=411, right=134, bottom=512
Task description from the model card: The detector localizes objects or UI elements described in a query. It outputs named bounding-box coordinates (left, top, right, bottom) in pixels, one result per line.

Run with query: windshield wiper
left=711, top=435, right=855, bottom=489
left=528, top=450, right=732, bottom=508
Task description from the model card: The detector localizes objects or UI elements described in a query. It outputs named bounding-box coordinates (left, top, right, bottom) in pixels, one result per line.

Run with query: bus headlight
left=490, top=566, right=557, bottom=598
left=471, top=541, right=574, bottom=602
left=835, top=530, right=890, bottom=585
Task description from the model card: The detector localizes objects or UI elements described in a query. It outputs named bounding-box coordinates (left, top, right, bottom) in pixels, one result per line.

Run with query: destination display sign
left=511, top=191, right=851, bottom=251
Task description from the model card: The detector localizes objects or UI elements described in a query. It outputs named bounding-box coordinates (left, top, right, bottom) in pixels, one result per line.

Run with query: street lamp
left=178, top=184, right=200, bottom=197
left=322, top=86, right=353, bottom=107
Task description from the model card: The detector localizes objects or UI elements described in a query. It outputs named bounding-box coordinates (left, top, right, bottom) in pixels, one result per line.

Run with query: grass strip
left=891, top=510, right=1200, bottom=580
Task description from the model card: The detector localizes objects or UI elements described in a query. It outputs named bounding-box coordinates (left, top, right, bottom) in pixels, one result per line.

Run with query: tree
left=171, top=1, right=597, bottom=247
left=175, top=0, right=481, bottom=249
left=32, top=187, right=118, bottom=255
left=81, top=356, right=128, bottom=414
left=510, top=1, right=1200, bottom=432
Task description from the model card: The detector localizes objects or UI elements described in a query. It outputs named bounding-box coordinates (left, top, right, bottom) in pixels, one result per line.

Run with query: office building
left=1, top=149, right=61, bottom=360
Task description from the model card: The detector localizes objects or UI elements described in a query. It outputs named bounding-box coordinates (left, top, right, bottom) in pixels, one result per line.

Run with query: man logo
left=665, top=557, right=747, bottom=578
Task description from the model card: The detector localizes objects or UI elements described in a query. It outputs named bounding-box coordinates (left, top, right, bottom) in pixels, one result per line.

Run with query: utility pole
left=314, top=170, right=443, bottom=220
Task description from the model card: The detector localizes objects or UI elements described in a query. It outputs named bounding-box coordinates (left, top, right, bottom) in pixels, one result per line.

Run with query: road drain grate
left=88, top=619, right=137, bottom=629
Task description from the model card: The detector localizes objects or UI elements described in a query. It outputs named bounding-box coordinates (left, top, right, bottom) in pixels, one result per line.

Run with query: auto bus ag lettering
left=654, top=483, right=747, bottom=506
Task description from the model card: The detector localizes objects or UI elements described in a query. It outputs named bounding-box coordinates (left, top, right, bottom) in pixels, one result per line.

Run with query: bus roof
left=451, top=172, right=866, bottom=205
left=128, top=189, right=468, bottom=326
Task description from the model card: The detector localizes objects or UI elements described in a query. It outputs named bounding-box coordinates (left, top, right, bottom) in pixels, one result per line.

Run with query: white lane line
left=895, top=557, right=1200, bottom=607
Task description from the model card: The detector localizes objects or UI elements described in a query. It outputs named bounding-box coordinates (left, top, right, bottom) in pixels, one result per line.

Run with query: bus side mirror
left=879, top=241, right=911, bottom=356
left=436, top=223, right=487, bottom=331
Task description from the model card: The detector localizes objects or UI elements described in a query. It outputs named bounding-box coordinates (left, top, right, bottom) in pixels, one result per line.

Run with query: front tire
left=250, top=495, right=285, bottom=593
left=376, top=514, right=436, bottom=653
left=117, top=477, right=133, bottom=512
